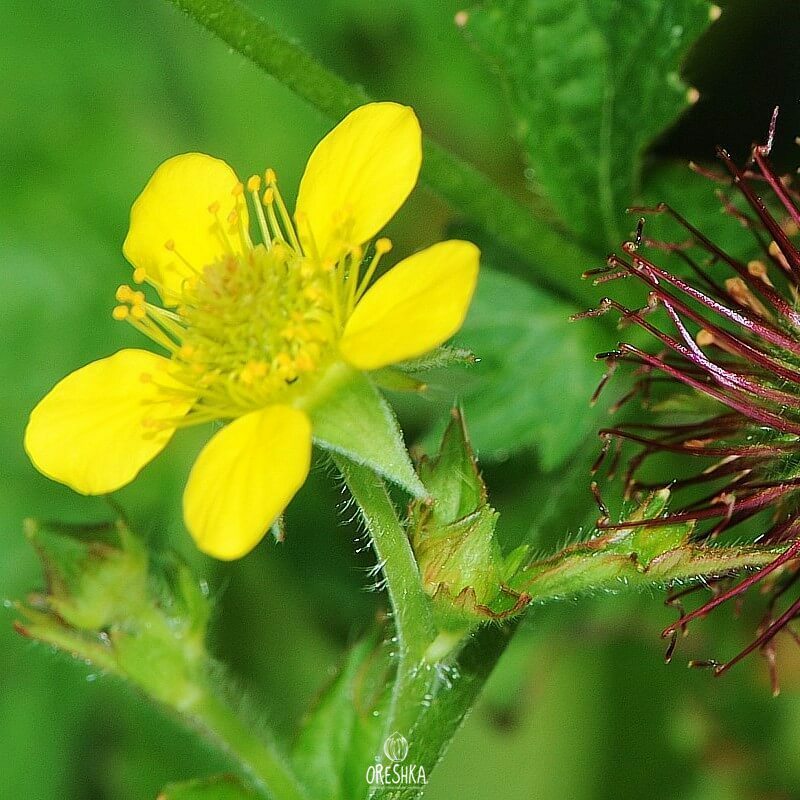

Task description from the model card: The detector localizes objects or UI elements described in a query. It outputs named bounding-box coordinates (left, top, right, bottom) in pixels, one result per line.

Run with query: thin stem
left=334, top=456, right=439, bottom=800
left=334, top=455, right=435, bottom=658
left=190, top=688, right=308, bottom=800
left=163, top=0, right=598, bottom=309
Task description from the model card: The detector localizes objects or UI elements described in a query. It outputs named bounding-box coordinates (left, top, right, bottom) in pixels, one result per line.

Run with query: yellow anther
left=132, top=268, right=147, bottom=284
left=208, top=202, right=220, bottom=215
left=305, top=342, right=321, bottom=361
left=747, top=259, right=774, bottom=286
left=139, top=372, right=153, bottom=383
left=273, top=352, right=295, bottom=379
left=232, top=181, right=245, bottom=197
left=247, top=175, right=261, bottom=192
left=228, top=209, right=239, bottom=224
left=295, top=351, right=315, bottom=372
left=239, top=364, right=255, bottom=385
left=164, top=239, right=176, bottom=251
left=375, top=237, right=393, bottom=254
left=178, top=344, right=196, bottom=360
left=725, top=277, right=770, bottom=318
left=112, top=305, right=129, bottom=321
left=132, top=291, right=146, bottom=305
left=350, top=245, right=363, bottom=263
left=116, top=284, right=134, bottom=302
left=265, top=168, right=276, bottom=184
left=769, top=240, right=791, bottom=271
left=262, top=187, right=275, bottom=206
left=297, top=263, right=314, bottom=281
left=304, top=285, right=324, bottom=303
left=696, top=329, right=715, bottom=347
left=131, top=304, right=147, bottom=321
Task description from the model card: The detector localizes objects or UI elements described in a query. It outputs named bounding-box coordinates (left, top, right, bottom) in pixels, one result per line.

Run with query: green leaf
left=158, top=775, right=257, bottom=799
left=293, top=634, right=391, bottom=800
left=453, top=267, right=604, bottom=468
left=311, top=368, right=427, bottom=498
left=462, top=0, right=712, bottom=251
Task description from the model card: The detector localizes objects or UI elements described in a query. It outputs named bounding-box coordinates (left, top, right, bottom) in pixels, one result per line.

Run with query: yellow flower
left=25, top=102, right=480, bottom=560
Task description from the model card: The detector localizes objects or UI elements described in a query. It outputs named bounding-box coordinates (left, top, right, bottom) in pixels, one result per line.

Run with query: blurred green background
left=4, top=1, right=800, bottom=798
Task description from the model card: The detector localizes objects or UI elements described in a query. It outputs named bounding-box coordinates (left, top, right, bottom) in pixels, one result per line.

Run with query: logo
left=365, top=733, right=427, bottom=787
left=383, top=731, right=409, bottom=762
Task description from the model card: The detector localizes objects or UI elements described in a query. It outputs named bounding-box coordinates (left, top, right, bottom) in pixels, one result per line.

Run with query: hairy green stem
left=163, top=0, right=597, bottom=308
left=335, top=456, right=435, bottom=657
left=190, top=689, right=308, bottom=800
left=334, top=457, right=441, bottom=798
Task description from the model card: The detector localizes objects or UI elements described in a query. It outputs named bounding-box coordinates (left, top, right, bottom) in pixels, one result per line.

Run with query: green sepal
left=417, top=407, right=486, bottom=525
left=24, top=518, right=148, bottom=632
left=393, top=345, right=476, bottom=373
left=369, top=367, right=428, bottom=393
left=310, top=367, right=426, bottom=498
left=158, top=776, right=257, bottom=799
left=602, top=489, right=693, bottom=567
left=509, top=489, right=789, bottom=602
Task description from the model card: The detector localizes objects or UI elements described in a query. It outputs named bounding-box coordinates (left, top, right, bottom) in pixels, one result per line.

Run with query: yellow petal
left=25, top=349, right=192, bottom=495
left=295, top=102, right=422, bottom=263
left=183, top=405, right=312, bottom=560
left=122, top=153, right=248, bottom=305
left=340, top=240, right=480, bottom=370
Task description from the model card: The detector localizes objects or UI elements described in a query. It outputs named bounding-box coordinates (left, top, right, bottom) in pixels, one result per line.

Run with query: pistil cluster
left=579, top=110, right=800, bottom=688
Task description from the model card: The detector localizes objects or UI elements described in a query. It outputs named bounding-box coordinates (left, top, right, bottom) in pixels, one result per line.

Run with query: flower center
left=113, top=169, right=393, bottom=426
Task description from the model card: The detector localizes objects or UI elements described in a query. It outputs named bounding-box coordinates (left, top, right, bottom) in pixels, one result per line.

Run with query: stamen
left=206, top=203, right=237, bottom=258
left=164, top=239, right=198, bottom=274
left=725, top=277, right=772, bottom=319
left=343, top=245, right=364, bottom=315
left=355, top=237, right=392, bottom=304
left=265, top=169, right=302, bottom=253
left=246, top=175, right=271, bottom=250
left=115, top=284, right=134, bottom=303
left=262, top=188, right=285, bottom=244
left=746, top=259, right=774, bottom=286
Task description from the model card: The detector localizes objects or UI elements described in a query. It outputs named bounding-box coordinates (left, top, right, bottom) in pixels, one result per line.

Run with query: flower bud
left=410, top=409, right=530, bottom=628
left=16, top=519, right=212, bottom=707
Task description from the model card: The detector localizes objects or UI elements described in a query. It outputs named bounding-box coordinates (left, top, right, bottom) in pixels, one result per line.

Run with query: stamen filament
left=266, top=171, right=302, bottom=253
left=262, top=189, right=286, bottom=244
